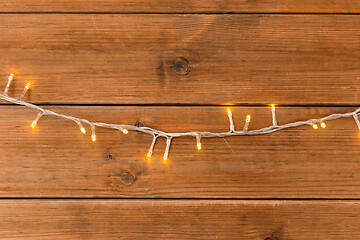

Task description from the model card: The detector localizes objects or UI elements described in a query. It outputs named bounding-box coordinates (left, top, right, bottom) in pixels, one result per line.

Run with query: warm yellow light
left=270, top=104, right=276, bottom=112
left=80, top=127, right=86, bottom=134
left=146, top=154, right=152, bottom=165
left=26, top=82, right=31, bottom=89
left=163, top=156, right=168, bottom=162
left=91, top=134, right=96, bottom=142
left=320, top=122, right=326, bottom=128
left=246, top=115, right=251, bottom=122
left=197, top=142, right=202, bottom=150
left=122, top=129, right=129, bottom=134
left=31, top=121, right=37, bottom=129
left=8, top=74, right=14, bottom=81
left=226, top=107, right=232, bottom=115
left=312, top=124, right=318, bottom=130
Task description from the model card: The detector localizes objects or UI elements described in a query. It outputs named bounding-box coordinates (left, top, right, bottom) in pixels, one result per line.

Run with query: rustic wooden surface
left=0, top=106, right=360, bottom=198
left=0, top=14, right=360, bottom=105
left=1, top=200, right=360, bottom=239
left=1, top=1, right=360, bottom=239
left=0, top=0, right=359, bottom=13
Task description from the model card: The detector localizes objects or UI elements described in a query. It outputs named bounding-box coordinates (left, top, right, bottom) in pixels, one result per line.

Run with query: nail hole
left=106, top=154, right=113, bottom=160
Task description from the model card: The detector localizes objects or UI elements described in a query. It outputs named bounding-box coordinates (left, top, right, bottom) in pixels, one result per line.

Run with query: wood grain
left=0, top=0, right=359, bottom=13
left=0, top=14, right=360, bottom=105
left=1, top=200, right=359, bottom=239
left=1, top=105, right=360, bottom=198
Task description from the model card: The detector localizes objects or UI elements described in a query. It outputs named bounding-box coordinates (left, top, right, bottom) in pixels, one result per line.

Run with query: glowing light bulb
left=146, top=153, right=152, bottom=165
left=91, top=134, right=96, bottom=142
left=147, top=135, right=157, bottom=159
left=271, top=104, right=276, bottom=112
left=320, top=121, right=326, bottom=128
left=8, top=74, right=14, bottom=82
left=31, top=112, right=43, bottom=129
left=75, top=120, right=86, bottom=134
left=4, top=73, right=15, bottom=95
left=312, top=124, right=318, bottom=130
left=195, top=134, right=202, bottom=150
left=163, top=137, right=171, bottom=163
left=269, top=104, right=278, bottom=127
left=243, top=114, right=251, bottom=132
left=20, top=82, right=32, bottom=99
left=227, top=108, right=232, bottom=115
left=226, top=108, right=235, bottom=132
left=122, top=129, right=128, bottom=134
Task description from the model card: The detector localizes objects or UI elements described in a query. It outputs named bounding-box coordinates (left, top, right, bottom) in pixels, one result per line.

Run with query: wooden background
left=1, top=1, right=360, bottom=239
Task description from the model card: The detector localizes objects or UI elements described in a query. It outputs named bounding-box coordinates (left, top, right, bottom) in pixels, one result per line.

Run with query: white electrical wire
left=1, top=74, right=360, bottom=159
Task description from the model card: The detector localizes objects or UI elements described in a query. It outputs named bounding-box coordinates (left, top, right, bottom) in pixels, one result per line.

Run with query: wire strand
left=1, top=91, right=359, bottom=158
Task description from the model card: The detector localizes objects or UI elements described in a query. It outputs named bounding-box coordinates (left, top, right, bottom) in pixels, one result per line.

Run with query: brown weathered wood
left=0, top=0, right=359, bottom=13
left=1, top=105, right=360, bottom=198
left=0, top=14, right=359, bottom=105
left=0, top=200, right=359, bottom=239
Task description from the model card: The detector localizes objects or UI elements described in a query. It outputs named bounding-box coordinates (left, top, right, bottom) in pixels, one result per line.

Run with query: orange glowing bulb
left=8, top=74, right=14, bottom=81
left=26, top=82, right=31, bottom=89
left=31, top=121, right=37, bottom=129
left=197, top=142, right=202, bottom=150
left=91, top=134, right=96, bottom=142
left=320, top=122, right=326, bottom=128
left=246, top=115, right=251, bottom=122
left=122, top=129, right=129, bottom=134
left=147, top=153, right=152, bottom=158
left=80, top=127, right=86, bottom=134
left=312, top=124, right=318, bottom=130
left=271, top=104, right=276, bottom=112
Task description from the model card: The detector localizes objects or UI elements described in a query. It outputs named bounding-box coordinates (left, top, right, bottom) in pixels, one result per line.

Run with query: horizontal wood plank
left=0, top=0, right=359, bottom=13
left=0, top=14, right=360, bottom=105
left=1, top=106, right=360, bottom=198
left=1, top=200, right=360, bottom=239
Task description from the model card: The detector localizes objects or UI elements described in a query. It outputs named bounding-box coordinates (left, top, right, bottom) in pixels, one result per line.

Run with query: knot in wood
left=121, top=172, right=135, bottom=185
left=135, top=121, right=144, bottom=127
left=265, top=237, right=278, bottom=240
left=173, top=57, right=190, bottom=74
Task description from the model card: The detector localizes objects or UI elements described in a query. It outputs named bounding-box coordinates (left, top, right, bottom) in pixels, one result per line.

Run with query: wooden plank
left=1, top=105, right=360, bottom=198
left=1, top=200, right=360, bottom=239
left=0, top=0, right=360, bottom=13
left=1, top=14, right=360, bottom=105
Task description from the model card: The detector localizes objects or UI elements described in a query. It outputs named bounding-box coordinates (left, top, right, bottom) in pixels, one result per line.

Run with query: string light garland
left=1, top=73, right=360, bottom=162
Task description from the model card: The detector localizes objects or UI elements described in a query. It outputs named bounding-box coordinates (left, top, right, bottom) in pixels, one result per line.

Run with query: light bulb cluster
left=1, top=73, right=360, bottom=164
left=310, top=120, right=326, bottom=130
